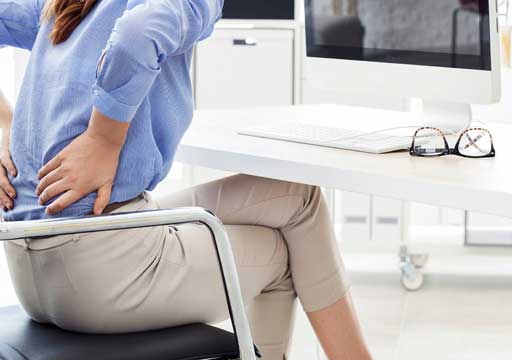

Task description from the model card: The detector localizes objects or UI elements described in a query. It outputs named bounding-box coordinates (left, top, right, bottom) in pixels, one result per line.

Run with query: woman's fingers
left=0, top=150, right=17, bottom=177
left=36, top=168, right=63, bottom=196
left=45, top=190, right=82, bottom=215
left=93, top=182, right=113, bottom=215
left=0, top=148, right=18, bottom=210
left=37, top=155, right=61, bottom=180
left=38, top=179, right=70, bottom=205
left=0, top=187, right=13, bottom=210
left=0, top=165, right=16, bottom=199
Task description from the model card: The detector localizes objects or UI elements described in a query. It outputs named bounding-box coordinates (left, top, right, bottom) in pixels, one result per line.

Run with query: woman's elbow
left=109, top=16, right=164, bottom=70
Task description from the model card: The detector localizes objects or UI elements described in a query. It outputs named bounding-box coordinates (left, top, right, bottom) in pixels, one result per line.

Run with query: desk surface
left=176, top=105, right=512, bottom=218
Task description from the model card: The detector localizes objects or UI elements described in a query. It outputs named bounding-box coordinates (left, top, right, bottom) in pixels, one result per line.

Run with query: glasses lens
left=457, top=128, right=493, bottom=157
left=412, top=128, right=447, bottom=156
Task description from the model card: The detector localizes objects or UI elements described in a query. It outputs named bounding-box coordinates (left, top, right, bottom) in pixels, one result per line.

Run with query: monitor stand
left=412, top=100, right=472, bottom=134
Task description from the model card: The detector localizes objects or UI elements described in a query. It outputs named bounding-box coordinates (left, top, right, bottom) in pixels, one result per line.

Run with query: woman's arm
left=0, top=90, right=12, bottom=130
left=37, top=0, right=223, bottom=215
left=36, top=107, right=130, bottom=215
left=93, top=0, right=223, bottom=123
left=0, top=0, right=45, bottom=49
left=0, top=90, right=17, bottom=211
left=37, top=0, right=223, bottom=214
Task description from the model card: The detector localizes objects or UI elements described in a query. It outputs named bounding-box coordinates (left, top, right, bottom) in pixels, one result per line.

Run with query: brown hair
left=42, top=0, right=99, bottom=45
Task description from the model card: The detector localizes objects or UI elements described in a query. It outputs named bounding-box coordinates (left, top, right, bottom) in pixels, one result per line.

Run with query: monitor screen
left=305, top=0, right=492, bottom=70
left=222, top=0, right=295, bottom=20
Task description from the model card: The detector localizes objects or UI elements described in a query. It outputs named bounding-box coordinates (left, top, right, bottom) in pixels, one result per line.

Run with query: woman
left=0, top=0, right=373, bottom=358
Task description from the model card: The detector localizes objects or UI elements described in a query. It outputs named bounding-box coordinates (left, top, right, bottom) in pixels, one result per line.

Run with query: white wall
left=0, top=48, right=17, bottom=104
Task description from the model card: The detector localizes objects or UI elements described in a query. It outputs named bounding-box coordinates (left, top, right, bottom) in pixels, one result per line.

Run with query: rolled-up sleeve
left=0, top=0, right=44, bottom=50
left=92, top=0, right=223, bottom=123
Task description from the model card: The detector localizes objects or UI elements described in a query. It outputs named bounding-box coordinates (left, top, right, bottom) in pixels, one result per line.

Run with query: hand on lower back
left=0, top=92, right=17, bottom=211
left=0, top=130, right=17, bottom=211
left=36, top=108, right=130, bottom=215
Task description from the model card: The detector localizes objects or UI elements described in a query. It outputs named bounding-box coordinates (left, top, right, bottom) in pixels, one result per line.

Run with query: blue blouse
left=0, top=0, right=223, bottom=220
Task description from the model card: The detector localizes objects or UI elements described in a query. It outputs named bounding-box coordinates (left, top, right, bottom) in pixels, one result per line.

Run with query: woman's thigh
left=155, top=174, right=349, bottom=313
left=146, top=222, right=292, bottom=327
left=154, top=174, right=313, bottom=228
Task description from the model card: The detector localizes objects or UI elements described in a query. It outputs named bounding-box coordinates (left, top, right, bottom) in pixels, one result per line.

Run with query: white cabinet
left=466, top=212, right=512, bottom=246
left=338, top=191, right=372, bottom=242
left=372, top=197, right=402, bottom=243
left=189, top=24, right=297, bottom=187
left=195, top=27, right=295, bottom=109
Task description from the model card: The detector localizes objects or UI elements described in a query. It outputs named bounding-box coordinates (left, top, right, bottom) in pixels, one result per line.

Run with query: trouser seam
left=293, top=266, right=343, bottom=292
left=238, top=263, right=288, bottom=268
left=222, top=193, right=306, bottom=221
left=7, top=238, right=78, bottom=251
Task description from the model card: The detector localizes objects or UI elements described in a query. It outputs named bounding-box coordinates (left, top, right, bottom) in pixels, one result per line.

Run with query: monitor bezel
left=303, top=0, right=501, bottom=104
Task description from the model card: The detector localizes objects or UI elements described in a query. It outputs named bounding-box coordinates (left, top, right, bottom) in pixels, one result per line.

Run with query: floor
left=289, top=271, right=512, bottom=360
left=1, top=246, right=511, bottom=360
left=355, top=273, right=511, bottom=360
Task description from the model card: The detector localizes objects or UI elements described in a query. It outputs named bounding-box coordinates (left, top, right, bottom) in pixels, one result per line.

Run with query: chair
left=0, top=207, right=260, bottom=360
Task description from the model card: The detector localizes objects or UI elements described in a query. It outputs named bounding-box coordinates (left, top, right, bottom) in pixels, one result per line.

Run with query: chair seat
left=0, top=306, right=240, bottom=360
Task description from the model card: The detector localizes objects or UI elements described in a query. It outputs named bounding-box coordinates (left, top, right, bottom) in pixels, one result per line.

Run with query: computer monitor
left=304, top=0, right=501, bottom=132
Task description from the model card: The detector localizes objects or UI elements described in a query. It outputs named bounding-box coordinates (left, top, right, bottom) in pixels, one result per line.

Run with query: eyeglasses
left=410, top=127, right=496, bottom=158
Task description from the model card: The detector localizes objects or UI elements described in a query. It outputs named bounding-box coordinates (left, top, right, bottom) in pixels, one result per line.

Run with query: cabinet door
left=338, top=191, right=372, bottom=243
left=195, top=28, right=294, bottom=109
left=372, top=196, right=401, bottom=243
left=466, top=212, right=512, bottom=246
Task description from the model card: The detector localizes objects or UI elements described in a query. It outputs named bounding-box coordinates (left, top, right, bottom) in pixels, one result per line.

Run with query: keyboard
left=239, top=123, right=413, bottom=154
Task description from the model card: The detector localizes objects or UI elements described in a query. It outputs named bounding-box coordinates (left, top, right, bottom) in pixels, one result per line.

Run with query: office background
left=1, top=0, right=512, bottom=359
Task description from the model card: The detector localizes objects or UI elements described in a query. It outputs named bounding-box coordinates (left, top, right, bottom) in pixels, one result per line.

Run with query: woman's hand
left=0, top=130, right=17, bottom=211
left=0, top=93, right=17, bottom=211
left=36, top=108, right=130, bottom=215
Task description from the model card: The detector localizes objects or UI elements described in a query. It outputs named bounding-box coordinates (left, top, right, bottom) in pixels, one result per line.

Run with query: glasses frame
left=410, top=126, right=496, bottom=158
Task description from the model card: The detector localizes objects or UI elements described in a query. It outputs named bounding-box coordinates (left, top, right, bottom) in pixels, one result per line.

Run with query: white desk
left=176, top=105, right=512, bottom=219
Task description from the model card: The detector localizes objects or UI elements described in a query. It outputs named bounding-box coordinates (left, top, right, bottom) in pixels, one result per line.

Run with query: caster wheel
left=410, top=254, right=429, bottom=268
left=400, top=270, right=424, bottom=291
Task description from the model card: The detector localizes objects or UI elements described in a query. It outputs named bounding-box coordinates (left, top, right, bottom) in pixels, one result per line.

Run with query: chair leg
left=202, top=213, right=259, bottom=359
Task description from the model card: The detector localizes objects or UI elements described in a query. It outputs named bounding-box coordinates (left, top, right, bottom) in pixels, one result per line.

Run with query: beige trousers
left=5, top=174, right=349, bottom=359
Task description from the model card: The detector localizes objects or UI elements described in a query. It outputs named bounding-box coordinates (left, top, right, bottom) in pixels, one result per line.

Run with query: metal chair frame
left=0, top=207, right=257, bottom=360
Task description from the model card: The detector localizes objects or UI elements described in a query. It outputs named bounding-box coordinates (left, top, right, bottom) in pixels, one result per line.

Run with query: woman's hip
left=3, top=192, right=169, bottom=331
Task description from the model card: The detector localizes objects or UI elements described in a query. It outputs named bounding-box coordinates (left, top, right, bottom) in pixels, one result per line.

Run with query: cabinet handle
left=233, top=37, right=258, bottom=46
